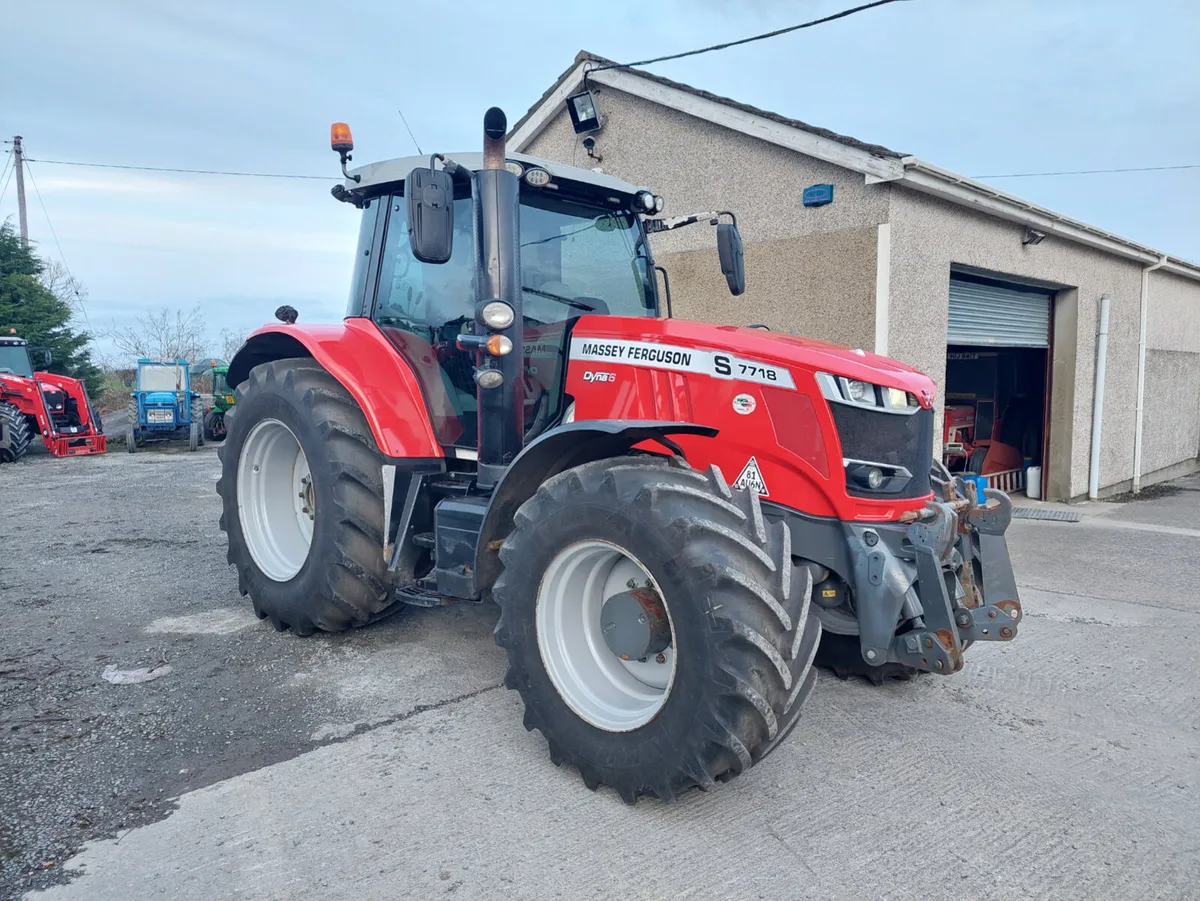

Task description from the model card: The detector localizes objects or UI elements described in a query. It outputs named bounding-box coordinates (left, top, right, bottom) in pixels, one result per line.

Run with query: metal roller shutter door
left=948, top=277, right=1051, bottom=347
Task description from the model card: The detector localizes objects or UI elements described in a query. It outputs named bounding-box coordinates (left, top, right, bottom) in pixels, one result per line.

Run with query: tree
left=219, top=327, right=245, bottom=361
left=0, top=220, right=102, bottom=394
left=106, top=304, right=211, bottom=363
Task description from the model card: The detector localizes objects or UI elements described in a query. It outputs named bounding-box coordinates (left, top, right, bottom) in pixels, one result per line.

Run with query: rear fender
left=226, top=320, right=442, bottom=460
left=473, top=420, right=719, bottom=595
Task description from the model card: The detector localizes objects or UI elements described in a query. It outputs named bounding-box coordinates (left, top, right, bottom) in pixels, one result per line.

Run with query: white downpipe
left=1088, top=295, right=1111, bottom=500
left=873, top=223, right=891, bottom=356
left=1133, top=255, right=1169, bottom=493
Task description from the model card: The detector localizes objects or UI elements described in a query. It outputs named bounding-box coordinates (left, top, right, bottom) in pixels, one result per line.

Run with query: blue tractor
left=125, top=358, right=204, bottom=453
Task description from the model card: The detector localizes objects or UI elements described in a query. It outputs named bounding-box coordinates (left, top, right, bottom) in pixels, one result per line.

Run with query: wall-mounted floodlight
left=1022, top=228, right=1046, bottom=246
left=566, top=88, right=602, bottom=134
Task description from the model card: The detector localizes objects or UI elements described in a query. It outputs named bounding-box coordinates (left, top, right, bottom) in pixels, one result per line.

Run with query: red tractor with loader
left=218, top=109, right=1023, bottom=802
left=0, top=332, right=106, bottom=464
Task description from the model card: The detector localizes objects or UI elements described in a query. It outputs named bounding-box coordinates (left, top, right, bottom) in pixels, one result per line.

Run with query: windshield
left=139, top=364, right=187, bottom=392
left=213, top=370, right=230, bottom=395
left=371, top=184, right=656, bottom=447
left=0, top=345, right=33, bottom=378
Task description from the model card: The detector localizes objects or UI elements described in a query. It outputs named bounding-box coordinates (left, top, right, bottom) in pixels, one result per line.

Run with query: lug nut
left=655, top=653, right=666, bottom=664
left=865, top=649, right=878, bottom=661
left=627, top=579, right=638, bottom=589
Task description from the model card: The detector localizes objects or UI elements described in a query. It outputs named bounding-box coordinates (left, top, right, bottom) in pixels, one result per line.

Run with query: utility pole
left=12, top=136, right=29, bottom=247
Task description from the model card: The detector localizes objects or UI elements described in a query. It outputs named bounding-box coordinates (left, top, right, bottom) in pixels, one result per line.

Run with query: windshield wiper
left=522, top=286, right=595, bottom=312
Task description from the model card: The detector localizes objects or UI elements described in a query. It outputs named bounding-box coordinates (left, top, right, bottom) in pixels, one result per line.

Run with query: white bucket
left=1025, top=466, right=1042, bottom=499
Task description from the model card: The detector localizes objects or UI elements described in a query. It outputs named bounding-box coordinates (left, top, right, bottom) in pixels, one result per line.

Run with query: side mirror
left=406, top=166, right=454, bottom=264
left=717, top=222, right=745, bottom=296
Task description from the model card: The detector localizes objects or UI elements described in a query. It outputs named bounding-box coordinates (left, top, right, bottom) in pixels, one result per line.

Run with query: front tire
left=0, top=401, right=32, bottom=463
left=191, top=397, right=205, bottom=445
left=493, top=455, right=821, bottom=803
left=217, top=358, right=396, bottom=636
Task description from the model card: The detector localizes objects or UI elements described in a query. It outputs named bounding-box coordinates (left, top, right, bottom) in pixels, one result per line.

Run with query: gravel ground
left=1, top=446, right=1198, bottom=900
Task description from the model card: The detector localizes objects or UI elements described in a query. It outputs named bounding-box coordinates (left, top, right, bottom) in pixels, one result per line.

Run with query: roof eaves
left=508, top=50, right=904, bottom=160
left=899, top=158, right=1200, bottom=280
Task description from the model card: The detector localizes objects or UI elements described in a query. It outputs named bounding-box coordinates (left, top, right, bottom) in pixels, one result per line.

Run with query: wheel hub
left=535, top=540, right=676, bottom=732
left=236, top=418, right=314, bottom=582
left=600, top=587, right=671, bottom=661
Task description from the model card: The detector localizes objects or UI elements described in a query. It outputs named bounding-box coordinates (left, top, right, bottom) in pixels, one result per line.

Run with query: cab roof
left=346, top=151, right=653, bottom=201
left=0, top=336, right=27, bottom=346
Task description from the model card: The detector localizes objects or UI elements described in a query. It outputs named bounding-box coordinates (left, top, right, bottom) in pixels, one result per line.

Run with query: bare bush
left=106, top=305, right=211, bottom=363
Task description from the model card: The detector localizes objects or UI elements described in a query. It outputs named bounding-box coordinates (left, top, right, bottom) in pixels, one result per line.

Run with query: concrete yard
left=1, top=444, right=1197, bottom=901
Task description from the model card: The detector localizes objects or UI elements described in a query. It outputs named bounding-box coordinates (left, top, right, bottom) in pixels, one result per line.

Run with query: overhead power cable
left=23, top=159, right=94, bottom=331
left=24, top=157, right=333, bottom=180
left=0, top=152, right=13, bottom=206
left=586, top=0, right=911, bottom=72
left=973, top=163, right=1200, bottom=179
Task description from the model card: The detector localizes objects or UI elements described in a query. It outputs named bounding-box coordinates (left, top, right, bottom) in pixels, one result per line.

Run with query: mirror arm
left=644, top=210, right=737, bottom=234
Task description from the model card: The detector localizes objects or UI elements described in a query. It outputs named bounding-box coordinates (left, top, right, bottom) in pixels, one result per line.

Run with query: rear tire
left=493, top=455, right=821, bottom=803
left=203, top=409, right=225, bottom=442
left=0, top=401, right=32, bottom=463
left=217, top=358, right=397, bottom=636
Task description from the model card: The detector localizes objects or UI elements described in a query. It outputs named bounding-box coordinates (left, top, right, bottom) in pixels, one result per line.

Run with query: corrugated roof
left=507, top=50, right=904, bottom=159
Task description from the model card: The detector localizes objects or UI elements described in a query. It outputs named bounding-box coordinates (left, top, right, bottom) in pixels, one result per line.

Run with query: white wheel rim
left=237, top=418, right=314, bottom=582
left=536, top=540, right=677, bottom=732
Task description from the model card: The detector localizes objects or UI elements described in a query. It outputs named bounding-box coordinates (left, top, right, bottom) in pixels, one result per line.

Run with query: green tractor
left=203, top=365, right=234, bottom=442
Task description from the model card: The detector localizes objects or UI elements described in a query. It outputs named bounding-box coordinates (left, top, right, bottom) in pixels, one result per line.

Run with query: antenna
left=398, top=107, right=423, bottom=156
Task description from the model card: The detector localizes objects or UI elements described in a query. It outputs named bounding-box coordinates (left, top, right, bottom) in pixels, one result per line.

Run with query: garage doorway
left=943, top=272, right=1053, bottom=499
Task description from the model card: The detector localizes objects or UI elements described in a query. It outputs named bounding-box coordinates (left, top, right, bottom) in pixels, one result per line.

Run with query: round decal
left=732, top=393, right=757, bottom=415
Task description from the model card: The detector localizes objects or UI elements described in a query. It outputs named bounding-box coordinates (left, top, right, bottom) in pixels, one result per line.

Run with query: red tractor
left=0, top=332, right=106, bottom=463
left=218, top=109, right=1023, bottom=802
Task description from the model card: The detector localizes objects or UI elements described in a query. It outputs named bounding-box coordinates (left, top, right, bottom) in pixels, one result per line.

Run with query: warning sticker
left=569, top=337, right=795, bottom=389
left=732, top=456, right=770, bottom=497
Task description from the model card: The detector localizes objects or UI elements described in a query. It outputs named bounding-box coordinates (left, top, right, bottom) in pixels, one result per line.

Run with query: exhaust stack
left=474, top=107, right=524, bottom=488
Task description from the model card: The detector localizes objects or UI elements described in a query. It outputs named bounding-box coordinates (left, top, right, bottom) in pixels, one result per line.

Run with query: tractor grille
left=829, top=403, right=934, bottom=499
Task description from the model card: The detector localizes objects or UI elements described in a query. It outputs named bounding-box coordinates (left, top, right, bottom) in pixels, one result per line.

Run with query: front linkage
left=846, top=462, right=1022, bottom=675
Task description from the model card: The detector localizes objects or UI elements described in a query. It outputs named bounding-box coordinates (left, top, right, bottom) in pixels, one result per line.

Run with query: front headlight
left=845, top=379, right=872, bottom=404
left=816, top=372, right=918, bottom=411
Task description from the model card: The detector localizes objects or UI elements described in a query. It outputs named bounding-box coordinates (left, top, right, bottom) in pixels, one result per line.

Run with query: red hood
left=575, top=317, right=936, bottom=404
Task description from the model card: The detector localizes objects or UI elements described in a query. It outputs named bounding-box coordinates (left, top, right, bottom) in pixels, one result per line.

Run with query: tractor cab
left=0, top=335, right=37, bottom=379
left=136, top=360, right=190, bottom=414
left=338, top=148, right=738, bottom=458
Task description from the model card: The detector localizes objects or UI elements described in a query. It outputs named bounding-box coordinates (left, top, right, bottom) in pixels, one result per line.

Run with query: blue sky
left=3, top=0, right=1197, bottom=362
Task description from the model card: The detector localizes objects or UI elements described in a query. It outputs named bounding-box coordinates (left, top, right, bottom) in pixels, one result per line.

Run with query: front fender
left=227, top=320, right=442, bottom=460
left=473, top=419, right=719, bottom=595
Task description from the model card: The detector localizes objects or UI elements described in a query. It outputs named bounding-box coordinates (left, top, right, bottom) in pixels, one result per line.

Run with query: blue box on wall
left=802, top=183, right=834, bottom=207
